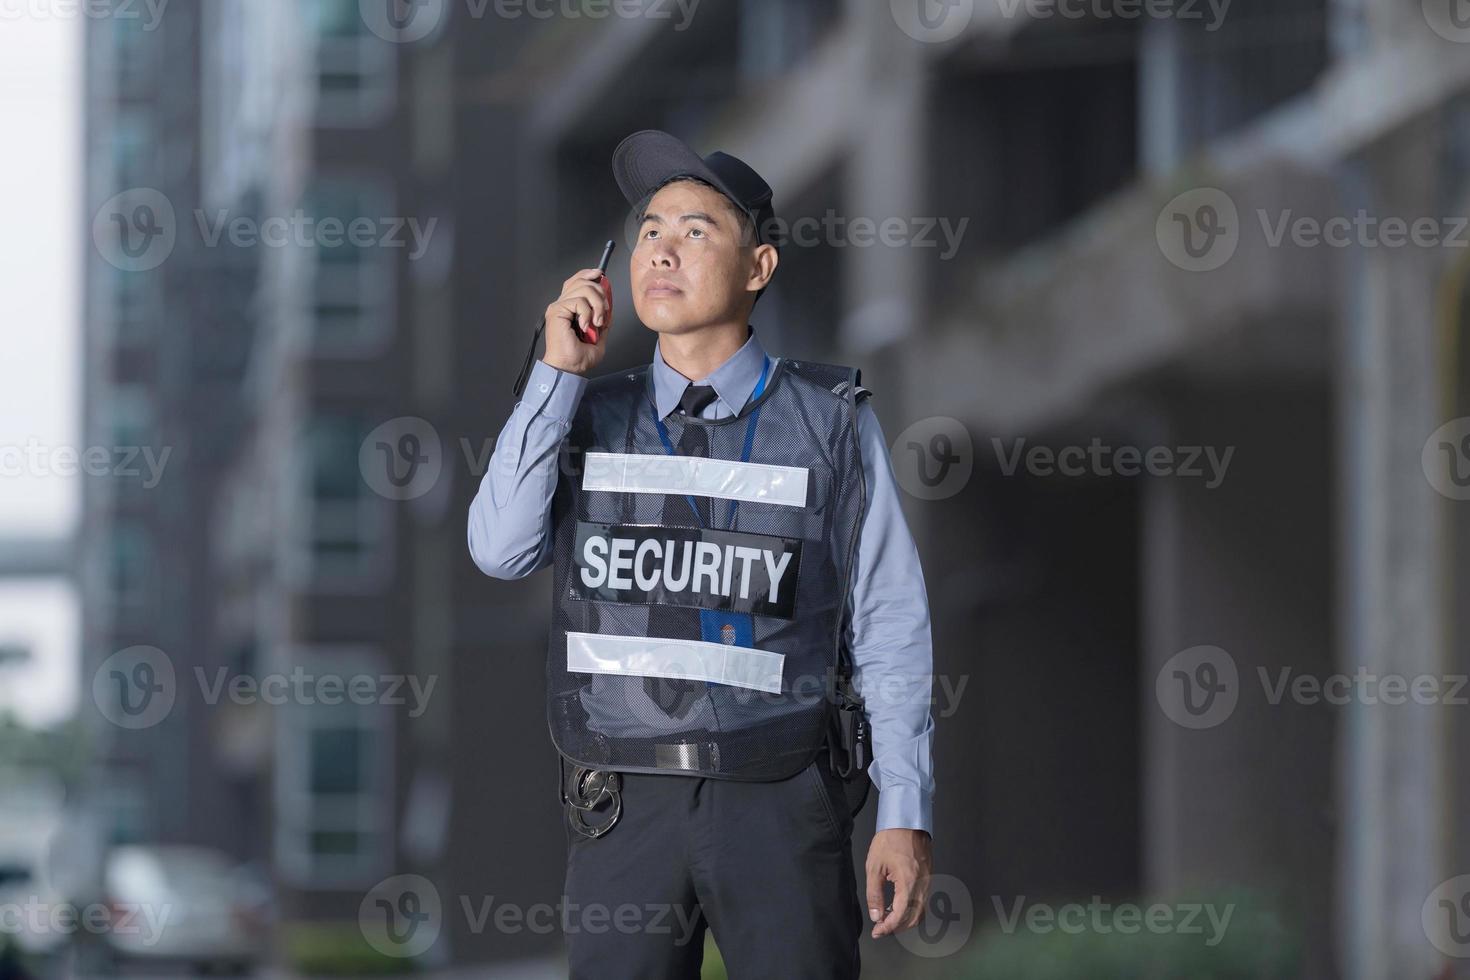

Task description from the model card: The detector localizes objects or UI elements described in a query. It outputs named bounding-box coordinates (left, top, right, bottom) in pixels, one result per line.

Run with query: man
left=468, top=130, right=934, bottom=978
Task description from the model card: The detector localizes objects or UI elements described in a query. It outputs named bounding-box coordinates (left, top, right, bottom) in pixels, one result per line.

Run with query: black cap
left=612, top=129, right=777, bottom=251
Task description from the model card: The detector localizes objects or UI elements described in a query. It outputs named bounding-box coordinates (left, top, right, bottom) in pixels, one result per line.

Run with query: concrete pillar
left=1333, top=121, right=1451, bottom=980
left=1141, top=384, right=1336, bottom=978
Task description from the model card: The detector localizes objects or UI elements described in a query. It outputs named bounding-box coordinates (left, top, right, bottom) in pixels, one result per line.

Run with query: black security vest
left=545, top=357, right=870, bottom=781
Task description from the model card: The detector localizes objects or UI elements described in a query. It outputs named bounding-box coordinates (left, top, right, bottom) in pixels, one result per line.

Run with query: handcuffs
left=560, top=757, right=623, bottom=839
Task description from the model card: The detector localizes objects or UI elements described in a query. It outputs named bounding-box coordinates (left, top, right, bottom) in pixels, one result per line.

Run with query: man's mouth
left=645, top=279, right=683, bottom=297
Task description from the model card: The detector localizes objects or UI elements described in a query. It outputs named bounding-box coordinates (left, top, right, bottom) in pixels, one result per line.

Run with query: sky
left=0, top=11, right=81, bottom=727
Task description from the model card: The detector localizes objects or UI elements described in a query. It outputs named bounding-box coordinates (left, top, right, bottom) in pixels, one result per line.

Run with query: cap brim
left=612, top=129, right=747, bottom=218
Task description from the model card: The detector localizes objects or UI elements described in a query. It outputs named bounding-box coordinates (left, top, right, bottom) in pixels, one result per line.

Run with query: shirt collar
left=650, top=325, right=771, bottom=420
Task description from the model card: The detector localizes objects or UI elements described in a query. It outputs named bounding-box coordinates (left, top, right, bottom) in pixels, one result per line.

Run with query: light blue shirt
left=468, top=327, right=935, bottom=836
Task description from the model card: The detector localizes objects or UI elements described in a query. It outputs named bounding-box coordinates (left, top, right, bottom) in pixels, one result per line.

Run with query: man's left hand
left=865, top=828, right=932, bottom=938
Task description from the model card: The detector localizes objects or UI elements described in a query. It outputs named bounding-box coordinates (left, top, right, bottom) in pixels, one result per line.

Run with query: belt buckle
left=654, top=741, right=719, bottom=771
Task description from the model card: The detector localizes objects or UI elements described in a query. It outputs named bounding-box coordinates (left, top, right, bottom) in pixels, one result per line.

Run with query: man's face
left=630, top=180, right=768, bottom=336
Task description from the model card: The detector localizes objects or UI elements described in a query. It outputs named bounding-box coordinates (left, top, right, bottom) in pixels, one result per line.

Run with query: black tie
left=673, top=383, right=717, bottom=524
left=678, top=381, right=719, bottom=419
left=644, top=382, right=719, bottom=720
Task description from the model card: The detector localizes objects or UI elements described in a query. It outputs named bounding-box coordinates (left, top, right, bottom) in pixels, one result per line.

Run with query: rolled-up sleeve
left=466, top=359, right=587, bottom=579
left=848, top=399, right=936, bottom=837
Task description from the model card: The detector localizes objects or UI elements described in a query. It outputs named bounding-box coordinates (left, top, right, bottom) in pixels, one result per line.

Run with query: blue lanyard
left=652, top=357, right=770, bottom=530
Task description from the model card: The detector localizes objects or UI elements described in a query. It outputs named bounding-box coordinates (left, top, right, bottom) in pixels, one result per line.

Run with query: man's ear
left=746, top=243, right=779, bottom=295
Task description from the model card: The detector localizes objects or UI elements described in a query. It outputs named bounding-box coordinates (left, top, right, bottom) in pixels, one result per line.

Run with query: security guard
left=469, top=130, right=935, bottom=978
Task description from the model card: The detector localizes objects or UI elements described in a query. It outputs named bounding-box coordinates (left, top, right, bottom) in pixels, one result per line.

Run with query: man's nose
left=648, top=239, right=678, bottom=267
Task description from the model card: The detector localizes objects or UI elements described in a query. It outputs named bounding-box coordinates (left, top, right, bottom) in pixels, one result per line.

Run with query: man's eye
left=689, top=227, right=705, bottom=238
left=643, top=228, right=659, bottom=240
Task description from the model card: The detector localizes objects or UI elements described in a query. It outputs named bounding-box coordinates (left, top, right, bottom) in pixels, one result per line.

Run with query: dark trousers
left=560, top=754, right=863, bottom=979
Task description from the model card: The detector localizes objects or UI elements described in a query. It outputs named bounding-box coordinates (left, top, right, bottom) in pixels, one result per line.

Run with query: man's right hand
left=542, top=268, right=614, bottom=376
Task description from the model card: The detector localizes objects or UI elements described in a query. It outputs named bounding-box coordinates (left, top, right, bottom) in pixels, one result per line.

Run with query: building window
left=112, top=268, right=159, bottom=346
left=113, top=11, right=156, bottom=97
left=301, top=178, right=396, bottom=356
left=305, top=0, right=396, bottom=126
left=107, top=386, right=158, bottom=498
left=110, top=522, right=154, bottom=618
left=112, top=109, right=154, bottom=190
left=288, top=415, right=391, bottom=590
left=275, top=649, right=392, bottom=888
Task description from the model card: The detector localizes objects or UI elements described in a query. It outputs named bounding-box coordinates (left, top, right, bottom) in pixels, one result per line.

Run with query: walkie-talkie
left=513, top=240, right=616, bottom=397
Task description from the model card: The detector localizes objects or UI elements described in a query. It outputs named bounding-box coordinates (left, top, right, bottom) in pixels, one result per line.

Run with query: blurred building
left=78, top=0, right=1470, bottom=976
left=80, top=0, right=542, bottom=967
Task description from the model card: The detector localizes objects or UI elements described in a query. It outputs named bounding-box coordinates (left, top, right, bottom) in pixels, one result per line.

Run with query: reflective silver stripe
left=566, top=631, right=785, bottom=694
left=582, top=452, right=808, bottom=508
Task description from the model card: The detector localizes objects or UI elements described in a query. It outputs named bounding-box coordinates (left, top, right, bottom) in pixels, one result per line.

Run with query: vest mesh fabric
left=547, top=358, right=869, bottom=781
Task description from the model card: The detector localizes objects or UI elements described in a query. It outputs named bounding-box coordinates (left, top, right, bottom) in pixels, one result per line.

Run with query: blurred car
left=102, top=845, right=271, bottom=974
left=0, top=850, right=68, bottom=959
